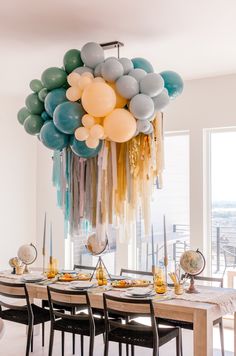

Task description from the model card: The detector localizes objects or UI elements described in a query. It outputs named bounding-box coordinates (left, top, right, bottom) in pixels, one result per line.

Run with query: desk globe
left=17, top=243, right=37, bottom=273
left=180, top=249, right=205, bottom=293
left=86, top=233, right=111, bottom=282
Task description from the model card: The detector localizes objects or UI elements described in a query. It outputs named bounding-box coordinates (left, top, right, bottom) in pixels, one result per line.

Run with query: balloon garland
left=17, top=42, right=184, bottom=241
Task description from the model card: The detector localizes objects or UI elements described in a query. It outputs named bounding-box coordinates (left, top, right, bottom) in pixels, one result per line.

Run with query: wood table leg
left=227, top=271, right=235, bottom=289
left=193, top=309, right=213, bottom=356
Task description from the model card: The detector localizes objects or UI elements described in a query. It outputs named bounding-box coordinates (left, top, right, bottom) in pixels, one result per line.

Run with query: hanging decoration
left=17, top=41, right=184, bottom=242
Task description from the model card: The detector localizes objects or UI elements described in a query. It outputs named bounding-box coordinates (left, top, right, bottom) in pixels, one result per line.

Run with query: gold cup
left=174, top=283, right=184, bottom=295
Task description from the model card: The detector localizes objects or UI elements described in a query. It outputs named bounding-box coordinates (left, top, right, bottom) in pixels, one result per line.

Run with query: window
left=209, top=129, right=236, bottom=275
left=136, top=132, right=190, bottom=271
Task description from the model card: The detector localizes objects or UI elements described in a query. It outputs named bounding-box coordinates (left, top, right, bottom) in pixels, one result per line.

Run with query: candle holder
left=154, top=268, right=167, bottom=294
left=47, top=257, right=59, bottom=279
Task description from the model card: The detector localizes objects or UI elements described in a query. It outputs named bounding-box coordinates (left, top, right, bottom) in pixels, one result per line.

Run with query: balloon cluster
left=17, top=42, right=184, bottom=158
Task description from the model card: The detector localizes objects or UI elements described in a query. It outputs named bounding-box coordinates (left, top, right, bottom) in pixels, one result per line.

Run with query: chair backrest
left=120, top=268, right=153, bottom=280
left=103, top=293, right=158, bottom=348
left=74, top=265, right=96, bottom=272
left=47, top=286, right=95, bottom=331
left=194, top=275, right=223, bottom=288
left=0, top=281, right=32, bottom=319
left=222, top=245, right=236, bottom=267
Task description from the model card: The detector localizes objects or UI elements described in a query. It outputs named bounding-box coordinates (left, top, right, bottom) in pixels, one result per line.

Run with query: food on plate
left=111, top=279, right=151, bottom=288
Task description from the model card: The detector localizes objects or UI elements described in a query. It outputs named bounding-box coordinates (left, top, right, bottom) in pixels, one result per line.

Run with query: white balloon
left=115, top=75, right=139, bottom=99
left=140, top=73, right=164, bottom=97
left=73, top=66, right=94, bottom=75
left=128, top=68, right=147, bottom=82
left=152, top=89, right=170, bottom=111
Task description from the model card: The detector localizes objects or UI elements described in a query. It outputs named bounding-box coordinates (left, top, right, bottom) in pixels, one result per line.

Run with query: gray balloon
left=129, top=94, right=154, bottom=120
left=119, top=58, right=134, bottom=75
left=152, top=89, right=170, bottom=112
left=128, top=68, right=146, bottom=82
left=73, top=66, right=94, bottom=75
left=140, top=73, right=164, bottom=97
left=80, top=42, right=104, bottom=69
left=94, top=63, right=104, bottom=77
left=105, top=56, right=117, bottom=62
left=115, top=75, right=139, bottom=99
left=136, top=119, right=151, bottom=133
left=101, top=58, right=124, bottom=82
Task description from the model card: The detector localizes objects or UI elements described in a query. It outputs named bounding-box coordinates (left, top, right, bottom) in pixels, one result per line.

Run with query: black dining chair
left=157, top=275, right=224, bottom=356
left=120, top=268, right=153, bottom=279
left=103, top=293, right=182, bottom=356
left=47, top=286, right=105, bottom=356
left=0, top=280, right=51, bottom=356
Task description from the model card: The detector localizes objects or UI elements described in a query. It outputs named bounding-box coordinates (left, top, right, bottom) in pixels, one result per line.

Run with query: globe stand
left=90, top=256, right=111, bottom=281
left=186, top=275, right=200, bottom=294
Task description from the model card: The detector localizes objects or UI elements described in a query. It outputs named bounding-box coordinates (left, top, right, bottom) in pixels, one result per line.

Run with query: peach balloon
left=103, top=109, right=137, bottom=143
left=82, top=114, right=96, bottom=128
left=66, top=86, right=82, bottom=101
left=86, top=137, right=100, bottom=149
left=82, top=82, right=116, bottom=117
left=75, top=127, right=90, bottom=141
left=67, top=72, right=80, bottom=86
left=93, top=77, right=105, bottom=83
left=109, top=83, right=128, bottom=108
left=90, top=124, right=104, bottom=139
left=78, top=76, right=93, bottom=91
left=81, top=72, right=94, bottom=79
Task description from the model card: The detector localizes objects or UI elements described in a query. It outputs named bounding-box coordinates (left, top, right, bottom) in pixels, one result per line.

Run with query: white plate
left=123, top=291, right=155, bottom=298
left=127, top=287, right=153, bottom=296
left=21, top=274, right=45, bottom=283
left=69, top=281, right=96, bottom=289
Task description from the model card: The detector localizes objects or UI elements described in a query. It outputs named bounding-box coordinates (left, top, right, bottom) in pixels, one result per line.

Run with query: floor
left=0, top=320, right=234, bottom=356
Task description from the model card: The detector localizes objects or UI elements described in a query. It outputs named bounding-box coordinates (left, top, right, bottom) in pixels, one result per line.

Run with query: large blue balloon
left=160, top=71, right=184, bottom=99
left=53, top=102, right=85, bottom=134
left=131, top=57, right=154, bottom=73
left=40, top=120, right=69, bottom=150
left=70, top=136, right=102, bottom=158
left=44, top=88, right=67, bottom=117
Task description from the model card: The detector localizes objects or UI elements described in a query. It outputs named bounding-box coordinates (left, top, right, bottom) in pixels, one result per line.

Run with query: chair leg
left=42, top=322, right=45, bottom=347
left=119, top=342, right=122, bottom=356
left=72, top=307, right=75, bottom=354
left=61, top=331, right=65, bottom=356
left=219, top=320, right=225, bottom=356
left=131, top=344, right=134, bottom=356
left=104, top=339, right=109, bottom=356
left=26, top=324, right=33, bottom=356
left=126, top=343, right=129, bottom=356
left=31, top=327, right=34, bottom=352
left=176, top=328, right=182, bottom=356
left=48, top=327, right=54, bottom=356
left=81, top=335, right=84, bottom=356
left=89, top=333, right=95, bottom=356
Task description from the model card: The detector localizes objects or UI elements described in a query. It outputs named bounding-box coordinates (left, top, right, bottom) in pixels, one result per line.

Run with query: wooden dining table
left=1, top=275, right=236, bottom=356
left=24, top=282, right=236, bottom=356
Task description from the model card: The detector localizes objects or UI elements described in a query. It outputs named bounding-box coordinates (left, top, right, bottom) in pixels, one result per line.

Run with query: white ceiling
left=1, top=0, right=236, bottom=95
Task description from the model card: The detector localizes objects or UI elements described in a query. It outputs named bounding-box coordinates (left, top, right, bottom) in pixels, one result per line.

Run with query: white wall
left=0, top=95, right=36, bottom=269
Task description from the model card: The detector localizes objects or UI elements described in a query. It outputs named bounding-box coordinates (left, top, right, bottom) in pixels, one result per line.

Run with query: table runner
left=174, top=286, right=236, bottom=314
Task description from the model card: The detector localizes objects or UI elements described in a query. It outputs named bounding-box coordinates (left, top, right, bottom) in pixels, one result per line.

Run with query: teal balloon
left=63, top=49, right=83, bottom=73
left=70, top=136, right=102, bottom=158
left=40, top=120, right=69, bottom=150
left=29, top=79, right=43, bottom=93
left=41, top=111, right=51, bottom=121
left=17, top=107, right=30, bottom=125
left=24, top=114, right=44, bottom=135
left=131, top=57, right=154, bottom=73
left=45, top=88, right=67, bottom=117
left=25, top=93, right=44, bottom=114
left=38, top=88, right=49, bottom=102
left=41, top=67, right=67, bottom=90
left=53, top=102, right=85, bottom=134
left=160, top=71, right=184, bottom=99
